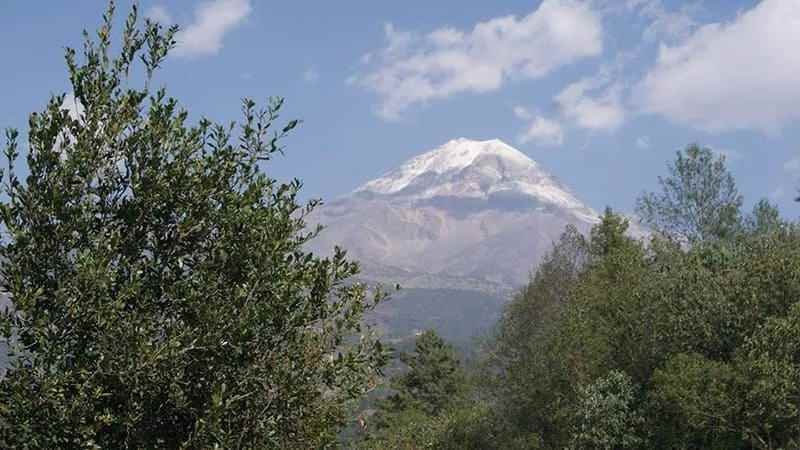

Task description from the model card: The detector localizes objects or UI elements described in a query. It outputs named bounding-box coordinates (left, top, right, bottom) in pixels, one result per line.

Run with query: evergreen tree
left=379, top=330, right=465, bottom=419
left=589, top=207, right=631, bottom=258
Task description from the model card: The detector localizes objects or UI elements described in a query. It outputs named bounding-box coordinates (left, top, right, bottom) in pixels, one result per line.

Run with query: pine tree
left=371, top=330, right=465, bottom=431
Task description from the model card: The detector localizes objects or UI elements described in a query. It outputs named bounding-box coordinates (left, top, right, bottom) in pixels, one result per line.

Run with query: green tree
left=636, top=144, right=742, bottom=244
left=735, top=303, right=800, bottom=448
left=589, top=207, right=631, bottom=258
left=476, top=147, right=800, bottom=448
left=489, top=224, right=589, bottom=446
left=650, top=353, right=743, bottom=449
left=360, top=330, right=474, bottom=449
left=571, top=370, right=646, bottom=450
left=0, top=4, right=385, bottom=448
left=744, top=198, right=786, bottom=235
left=377, top=330, right=465, bottom=419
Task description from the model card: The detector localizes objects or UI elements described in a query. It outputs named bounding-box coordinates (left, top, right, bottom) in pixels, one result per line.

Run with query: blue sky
left=2, top=0, right=799, bottom=217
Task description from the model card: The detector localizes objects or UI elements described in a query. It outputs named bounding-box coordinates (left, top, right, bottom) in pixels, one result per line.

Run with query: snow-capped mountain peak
left=357, top=138, right=533, bottom=194
left=355, top=138, right=595, bottom=218
left=311, top=138, right=604, bottom=289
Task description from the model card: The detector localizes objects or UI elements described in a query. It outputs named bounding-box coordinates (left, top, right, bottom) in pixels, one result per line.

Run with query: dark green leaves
left=0, top=3, right=385, bottom=448
left=282, top=119, right=299, bottom=134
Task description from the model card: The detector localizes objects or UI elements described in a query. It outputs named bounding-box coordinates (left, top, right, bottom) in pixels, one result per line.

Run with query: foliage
left=362, top=330, right=466, bottom=444
left=570, top=370, right=645, bottom=450
left=356, top=403, right=512, bottom=450
left=487, top=223, right=589, bottom=445
left=3, top=3, right=799, bottom=448
left=0, top=4, right=385, bottom=448
left=480, top=147, right=800, bottom=448
left=387, top=330, right=466, bottom=416
left=636, top=144, right=742, bottom=244
left=744, top=198, right=786, bottom=235
left=650, top=353, right=743, bottom=448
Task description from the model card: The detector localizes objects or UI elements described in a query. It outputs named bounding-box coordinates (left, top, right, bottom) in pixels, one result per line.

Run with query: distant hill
left=366, top=287, right=506, bottom=348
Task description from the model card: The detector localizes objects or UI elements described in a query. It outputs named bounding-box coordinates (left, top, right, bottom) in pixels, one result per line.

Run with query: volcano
left=310, top=138, right=599, bottom=294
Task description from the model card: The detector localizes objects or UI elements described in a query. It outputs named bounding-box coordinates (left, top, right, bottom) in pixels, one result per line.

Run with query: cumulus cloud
left=555, top=75, right=625, bottom=131
left=626, top=0, right=698, bottom=42
left=354, top=0, right=603, bottom=119
left=514, top=107, right=564, bottom=146
left=635, top=0, right=800, bottom=133
left=172, top=0, right=252, bottom=58
left=520, top=116, right=565, bottom=146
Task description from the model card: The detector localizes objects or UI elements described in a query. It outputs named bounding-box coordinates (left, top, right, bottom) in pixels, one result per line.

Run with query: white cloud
left=145, top=5, right=173, bottom=25
left=555, top=75, right=625, bottom=131
left=173, top=0, right=252, bottom=58
left=303, top=68, right=319, bottom=83
left=635, top=0, right=800, bottom=133
left=635, top=136, right=650, bottom=149
left=355, top=0, right=603, bottom=119
left=626, top=0, right=698, bottom=42
left=518, top=115, right=565, bottom=147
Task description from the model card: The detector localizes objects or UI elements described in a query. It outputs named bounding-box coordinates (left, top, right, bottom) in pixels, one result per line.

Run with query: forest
left=1, top=4, right=799, bottom=449
left=360, top=148, right=800, bottom=449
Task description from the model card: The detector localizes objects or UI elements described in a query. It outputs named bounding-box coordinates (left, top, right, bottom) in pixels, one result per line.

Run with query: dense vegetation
left=3, top=3, right=800, bottom=449
left=362, top=146, right=800, bottom=449
left=0, top=5, right=385, bottom=448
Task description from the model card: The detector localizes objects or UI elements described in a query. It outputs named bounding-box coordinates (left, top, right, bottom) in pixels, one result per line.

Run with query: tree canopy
left=0, top=4, right=385, bottom=448
left=636, top=144, right=742, bottom=244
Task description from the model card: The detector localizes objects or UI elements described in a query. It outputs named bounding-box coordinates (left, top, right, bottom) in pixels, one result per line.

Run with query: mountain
left=311, top=138, right=599, bottom=292
left=309, top=138, right=605, bottom=343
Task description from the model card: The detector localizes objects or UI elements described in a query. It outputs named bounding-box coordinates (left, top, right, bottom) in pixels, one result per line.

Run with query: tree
left=636, top=144, right=742, bottom=244
left=650, top=353, right=743, bottom=449
left=0, top=4, right=385, bottom=448
left=484, top=197, right=800, bottom=447
left=735, top=303, right=800, bottom=448
left=571, top=370, right=646, bottom=450
left=589, top=207, right=631, bottom=258
left=744, top=198, right=785, bottom=235
left=361, top=330, right=470, bottom=448
left=488, top=225, right=589, bottom=446
left=377, top=330, right=465, bottom=419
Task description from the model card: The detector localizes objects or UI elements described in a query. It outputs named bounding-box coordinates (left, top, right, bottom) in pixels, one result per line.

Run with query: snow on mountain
left=310, top=138, right=601, bottom=290
left=358, top=138, right=533, bottom=195
left=355, top=138, right=595, bottom=219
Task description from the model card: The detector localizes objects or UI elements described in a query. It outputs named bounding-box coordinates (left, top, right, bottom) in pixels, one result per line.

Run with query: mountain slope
left=310, top=138, right=599, bottom=291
